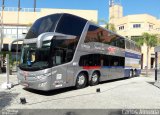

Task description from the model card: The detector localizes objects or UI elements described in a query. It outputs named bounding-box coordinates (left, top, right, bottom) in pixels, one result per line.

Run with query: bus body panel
left=18, top=68, right=52, bottom=91
left=17, top=13, right=141, bottom=91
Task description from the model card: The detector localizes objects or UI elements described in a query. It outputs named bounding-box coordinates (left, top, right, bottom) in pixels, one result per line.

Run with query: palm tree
left=134, top=32, right=159, bottom=77
left=99, top=19, right=116, bottom=32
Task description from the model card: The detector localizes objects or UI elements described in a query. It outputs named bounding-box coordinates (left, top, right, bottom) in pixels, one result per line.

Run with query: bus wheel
left=90, top=72, right=99, bottom=86
left=75, top=73, right=87, bottom=89
left=129, top=70, right=133, bottom=77
left=134, top=70, right=137, bottom=77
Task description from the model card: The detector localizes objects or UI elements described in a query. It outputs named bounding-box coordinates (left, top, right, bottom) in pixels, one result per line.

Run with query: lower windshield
left=19, top=36, right=78, bottom=71
left=19, top=41, right=51, bottom=71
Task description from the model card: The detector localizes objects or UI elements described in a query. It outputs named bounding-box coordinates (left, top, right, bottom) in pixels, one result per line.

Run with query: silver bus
left=16, top=13, right=141, bottom=91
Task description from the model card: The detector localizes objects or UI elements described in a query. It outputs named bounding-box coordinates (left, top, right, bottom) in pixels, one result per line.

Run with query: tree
left=134, top=32, right=159, bottom=77
left=99, top=19, right=116, bottom=32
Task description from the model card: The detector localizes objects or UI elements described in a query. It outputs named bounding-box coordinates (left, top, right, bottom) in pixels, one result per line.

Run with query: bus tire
left=90, top=72, right=99, bottom=86
left=75, top=73, right=87, bottom=89
left=129, top=70, right=133, bottom=77
left=134, top=69, right=137, bottom=77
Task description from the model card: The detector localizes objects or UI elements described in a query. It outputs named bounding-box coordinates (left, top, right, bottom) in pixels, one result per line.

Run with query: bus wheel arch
left=90, top=70, right=100, bottom=86
left=75, top=71, right=88, bottom=89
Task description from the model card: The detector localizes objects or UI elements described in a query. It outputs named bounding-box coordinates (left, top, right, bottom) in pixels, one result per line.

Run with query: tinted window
left=110, top=55, right=124, bottom=66
left=84, top=25, right=125, bottom=48
left=51, top=37, right=78, bottom=66
left=79, top=54, right=124, bottom=66
left=56, top=14, right=87, bottom=37
left=84, top=26, right=101, bottom=43
left=79, top=54, right=101, bottom=66
left=116, top=38, right=125, bottom=48
left=102, top=54, right=110, bottom=66
left=126, top=40, right=130, bottom=49
left=130, top=42, right=135, bottom=50
left=25, top=14, right=61, bottom=39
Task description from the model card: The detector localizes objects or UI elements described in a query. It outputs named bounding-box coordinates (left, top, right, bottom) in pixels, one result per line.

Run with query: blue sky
left=1, top=0, right=160, bottom=21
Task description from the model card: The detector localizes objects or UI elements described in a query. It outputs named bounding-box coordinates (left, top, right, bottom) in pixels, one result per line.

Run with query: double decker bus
left=16, top=13, right=141, bottom=91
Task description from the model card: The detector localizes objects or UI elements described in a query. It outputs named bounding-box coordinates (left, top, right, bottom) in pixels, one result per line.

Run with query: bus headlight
left=37, top=73, right=51, bottom=80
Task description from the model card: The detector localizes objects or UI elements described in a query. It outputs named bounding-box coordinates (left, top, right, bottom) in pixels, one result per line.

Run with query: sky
left=1, top=0, right=160, bottom=22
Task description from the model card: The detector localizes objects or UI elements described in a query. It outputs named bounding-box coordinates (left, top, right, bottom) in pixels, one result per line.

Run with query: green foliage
left=133, top=32, right=159, bottom=76
left=133, top=37, right=144, bottom=46
left=133, top=32, right=159, bottom=48
left=99, top=19, right=116, bottom=32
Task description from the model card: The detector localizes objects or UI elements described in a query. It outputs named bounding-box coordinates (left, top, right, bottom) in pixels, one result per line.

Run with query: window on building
left=119, top=26, right=124, bottom=30
left=149, top=24, right=153, bottom=29
left=133, top=24, right=141, bottom=28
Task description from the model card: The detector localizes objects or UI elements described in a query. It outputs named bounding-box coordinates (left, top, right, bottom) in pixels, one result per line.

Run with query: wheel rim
left=92, top=74, right=98, bottom=83
left=134, top=71, right=136, bottom=76
left=130, top=71, right=132, bottom=77
left=78, top=75, right=85, bottom=85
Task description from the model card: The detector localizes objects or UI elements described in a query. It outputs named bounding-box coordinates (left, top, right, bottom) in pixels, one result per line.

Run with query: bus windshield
left=19, top=36, right=78, bottom=71
left=19, top=41, right=51, bottom=71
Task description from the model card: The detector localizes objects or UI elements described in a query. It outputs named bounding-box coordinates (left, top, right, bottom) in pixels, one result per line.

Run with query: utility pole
left=34, top=0, right=36, bottom=12
left=109, top=0, right=114, bottom=7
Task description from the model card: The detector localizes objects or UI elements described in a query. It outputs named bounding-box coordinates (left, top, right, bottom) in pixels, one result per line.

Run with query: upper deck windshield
left=25, top=13, right=87, bottom=39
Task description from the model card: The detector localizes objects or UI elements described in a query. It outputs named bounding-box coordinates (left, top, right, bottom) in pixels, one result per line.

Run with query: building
left=109, top=0, right=160, bottom=69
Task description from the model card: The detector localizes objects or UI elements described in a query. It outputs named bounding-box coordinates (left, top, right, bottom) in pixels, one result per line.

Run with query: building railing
left=0, top=7, right=41, bottom=12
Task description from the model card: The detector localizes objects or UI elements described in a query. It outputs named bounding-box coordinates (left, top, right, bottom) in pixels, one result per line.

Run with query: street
left=0, top=70, right=160, bottom=109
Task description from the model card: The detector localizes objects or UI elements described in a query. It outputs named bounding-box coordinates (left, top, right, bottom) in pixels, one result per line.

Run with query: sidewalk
left=0, top=72, right=19, bottom=90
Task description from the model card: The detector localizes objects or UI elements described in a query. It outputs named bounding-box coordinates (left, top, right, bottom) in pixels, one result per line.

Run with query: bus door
left=51, top=48, right=68, bottom=88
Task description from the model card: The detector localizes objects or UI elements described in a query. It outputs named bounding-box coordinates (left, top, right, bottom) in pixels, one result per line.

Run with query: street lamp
left=34, top=0, right=36, bottom=12
left=15, top=0, right=20, bottom=70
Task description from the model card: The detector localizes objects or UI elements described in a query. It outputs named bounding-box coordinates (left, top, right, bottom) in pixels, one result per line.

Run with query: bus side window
left=126, top=40, right=130, bottom=49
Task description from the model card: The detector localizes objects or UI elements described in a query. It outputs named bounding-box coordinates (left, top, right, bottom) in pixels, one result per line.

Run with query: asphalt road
left=0, top=71, right=160, bottom=109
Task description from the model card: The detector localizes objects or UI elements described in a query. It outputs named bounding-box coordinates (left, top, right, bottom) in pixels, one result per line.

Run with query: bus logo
left=107, top=47, right=116, bottom=54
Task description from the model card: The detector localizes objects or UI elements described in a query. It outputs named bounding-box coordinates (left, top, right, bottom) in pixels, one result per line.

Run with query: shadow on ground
left=0, top=91, right=19, bottom=109
left=23, top=86, right=76, bottom=96
left=23, top=77, right=133, bottom=96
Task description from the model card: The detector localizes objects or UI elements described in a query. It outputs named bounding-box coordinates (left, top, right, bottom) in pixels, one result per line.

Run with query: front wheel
left=75, top=73, right=87, bottom=89
left=90, top=72, right=99, bottom=86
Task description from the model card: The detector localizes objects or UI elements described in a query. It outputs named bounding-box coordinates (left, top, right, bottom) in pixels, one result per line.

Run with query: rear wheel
left=134, top=70, right=137, bottom=77
left=75, top=73, right=87, bottom=89
left=90, top=72, right=99, bottom=86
